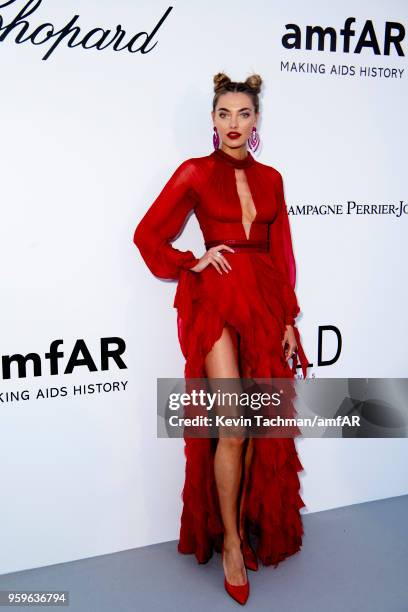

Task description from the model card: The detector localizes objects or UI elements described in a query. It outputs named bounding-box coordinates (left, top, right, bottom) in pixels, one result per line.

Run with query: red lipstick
left=227, top=132, right=241, bottom=139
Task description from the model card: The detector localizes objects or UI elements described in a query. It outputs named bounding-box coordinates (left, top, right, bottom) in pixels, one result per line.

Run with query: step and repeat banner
left=0, top=0, right=407, bottom=574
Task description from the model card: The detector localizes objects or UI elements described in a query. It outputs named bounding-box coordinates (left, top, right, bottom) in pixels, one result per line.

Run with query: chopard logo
left=0, top=0, right=173, bottom=61
left=282, top=17, right=405, bottom=56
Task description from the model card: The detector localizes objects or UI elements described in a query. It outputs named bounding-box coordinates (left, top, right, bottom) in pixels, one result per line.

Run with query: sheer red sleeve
left=269, top=170, right=300, bottom=327
left=133, top=159, right=201, bottom=280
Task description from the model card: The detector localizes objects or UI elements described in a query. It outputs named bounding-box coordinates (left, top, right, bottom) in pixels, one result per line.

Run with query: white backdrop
left=0, top=0, right=407, bottom=574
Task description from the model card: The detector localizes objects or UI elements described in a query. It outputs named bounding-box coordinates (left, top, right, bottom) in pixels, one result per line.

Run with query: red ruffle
left=174, top=256, right=309, bottom=568
left=178, top=436, right=305, bottom=567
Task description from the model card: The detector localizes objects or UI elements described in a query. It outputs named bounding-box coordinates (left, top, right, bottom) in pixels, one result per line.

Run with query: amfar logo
left=0, top=0, right=173, bottom=60
left=1, top=337, right=127, bottom=380
left=282, top=17, right=405, bottom=56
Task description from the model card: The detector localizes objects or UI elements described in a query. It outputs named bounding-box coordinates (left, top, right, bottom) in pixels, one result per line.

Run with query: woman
left=134, top=72, right=309, bottom=605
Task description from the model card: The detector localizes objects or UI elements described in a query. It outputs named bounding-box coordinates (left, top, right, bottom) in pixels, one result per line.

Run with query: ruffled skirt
left=173, top=251, right=308, bottom=567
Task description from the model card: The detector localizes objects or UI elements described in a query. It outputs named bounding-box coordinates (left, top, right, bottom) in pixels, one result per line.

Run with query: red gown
left=133, top=147, right=309, bottom=568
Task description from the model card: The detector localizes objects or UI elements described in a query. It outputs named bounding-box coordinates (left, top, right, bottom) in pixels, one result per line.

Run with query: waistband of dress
left=204, top=239, right=270, bottom=253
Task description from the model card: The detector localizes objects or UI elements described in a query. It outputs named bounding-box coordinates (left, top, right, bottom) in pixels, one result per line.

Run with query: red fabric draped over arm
left=133, top=159, right=201, bottom=280
left=269, top=170, right=300, bottom=327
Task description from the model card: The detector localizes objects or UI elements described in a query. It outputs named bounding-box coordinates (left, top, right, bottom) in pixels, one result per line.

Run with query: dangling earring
left=213, top=126, right=220, bottom=150
left=247, top=126, right=260, bottom=153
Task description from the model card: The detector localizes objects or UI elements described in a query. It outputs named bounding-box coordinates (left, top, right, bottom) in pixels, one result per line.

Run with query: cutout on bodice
left=234, top=169, right=257, bottom=240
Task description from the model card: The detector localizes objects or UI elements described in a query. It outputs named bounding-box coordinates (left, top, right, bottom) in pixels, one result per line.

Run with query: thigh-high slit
left=174, top=255, right=307, bottom=568
left=204, top=323, right=254, bottom=544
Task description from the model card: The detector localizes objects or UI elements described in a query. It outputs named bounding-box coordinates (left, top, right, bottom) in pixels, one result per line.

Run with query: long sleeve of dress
left=133, top=159, right=201, bottom=280
left=269, top=171, right=300, bottom=327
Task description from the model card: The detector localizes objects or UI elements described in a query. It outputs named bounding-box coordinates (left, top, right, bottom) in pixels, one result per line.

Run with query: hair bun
left=211, top=72, right=262, bottom=113
left=244, top=74, right=262, bottom=94
left=213, top=72, right=231, bottom=92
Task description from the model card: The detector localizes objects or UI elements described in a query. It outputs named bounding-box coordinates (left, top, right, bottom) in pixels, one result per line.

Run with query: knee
left=219, top=436, right=246, bottom=449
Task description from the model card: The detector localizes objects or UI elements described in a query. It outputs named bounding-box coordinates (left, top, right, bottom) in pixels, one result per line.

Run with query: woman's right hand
left=190, top=245, right=235, bottom=274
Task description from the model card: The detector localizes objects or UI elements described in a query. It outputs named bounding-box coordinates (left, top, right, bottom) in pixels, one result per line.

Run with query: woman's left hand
left=282, top=325, right=298, bottom=362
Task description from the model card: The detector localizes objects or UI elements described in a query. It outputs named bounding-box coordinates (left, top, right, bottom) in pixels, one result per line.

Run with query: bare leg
left=205, top=324, right=247, bottom=586
left=238, top=363, right=254, bottom=542
left=238, top=438, right=254, bottom=540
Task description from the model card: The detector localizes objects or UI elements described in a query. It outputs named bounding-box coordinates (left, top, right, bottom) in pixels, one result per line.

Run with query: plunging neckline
left=234, top=168, right=257, bottom=240
left=212, top=148, right=257, bottom=240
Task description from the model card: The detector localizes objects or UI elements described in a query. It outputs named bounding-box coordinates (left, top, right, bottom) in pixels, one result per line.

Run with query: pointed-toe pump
left=241, top=538, right=259, bottom=571
left=221, top=543, right=250, bottom=605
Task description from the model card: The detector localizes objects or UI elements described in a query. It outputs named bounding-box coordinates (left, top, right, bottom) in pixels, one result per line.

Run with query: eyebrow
left=217, top=107, right=253, bottom=112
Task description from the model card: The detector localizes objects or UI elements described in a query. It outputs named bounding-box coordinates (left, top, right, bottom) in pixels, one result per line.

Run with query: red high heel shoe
left=241, top=538, right=259, bottom=571
left=221, top=543, right=250, bottom=605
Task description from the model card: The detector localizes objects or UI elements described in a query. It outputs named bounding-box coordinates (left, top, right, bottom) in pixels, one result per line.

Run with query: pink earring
left=247, top=126, right=260, bottom=153
left=213, top=126, right=220, bottom=150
